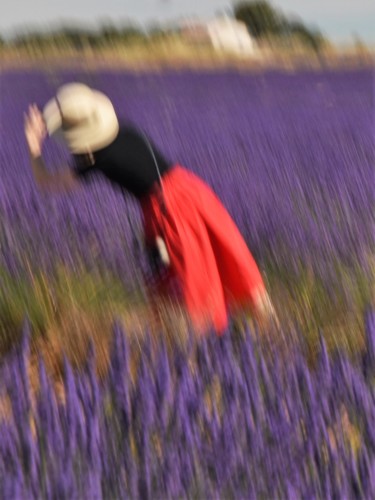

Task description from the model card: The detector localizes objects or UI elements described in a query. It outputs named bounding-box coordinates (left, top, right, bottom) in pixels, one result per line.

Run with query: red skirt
left=140, top=165, right=265, bottom=334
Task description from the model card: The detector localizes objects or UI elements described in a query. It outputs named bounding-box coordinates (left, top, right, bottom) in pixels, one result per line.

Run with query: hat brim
left=43, top=91, right=119, bottom=154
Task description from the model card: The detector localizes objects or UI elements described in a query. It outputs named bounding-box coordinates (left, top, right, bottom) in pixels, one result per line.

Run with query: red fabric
left=140, top=165, right=266, bottom=334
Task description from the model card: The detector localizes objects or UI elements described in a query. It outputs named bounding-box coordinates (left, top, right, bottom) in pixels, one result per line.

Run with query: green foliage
left=263, top=256, right=372, bottom=360
left=0, top=256, right=370, bottom=359
left=234, top=0, right=324, bottom=51
left=2, top=3, right=325, bottom=53
left=6, top=22, right=147, bottom=51
left=0, top=264, right=142, bottom=341
left=234, top=0, right=283, bottom=38
left=99, top=24, right=146, bottom=45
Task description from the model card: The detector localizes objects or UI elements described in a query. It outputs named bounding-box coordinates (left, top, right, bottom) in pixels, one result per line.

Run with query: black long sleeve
left=73, top=124, right=174, bottom=198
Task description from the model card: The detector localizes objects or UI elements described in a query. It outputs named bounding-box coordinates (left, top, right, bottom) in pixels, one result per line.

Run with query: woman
left=24, top=82, right=277, bottom=335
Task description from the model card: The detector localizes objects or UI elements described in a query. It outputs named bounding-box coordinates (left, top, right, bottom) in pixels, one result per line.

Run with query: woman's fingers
left=25, top=104, right=46, bottom=137
left=24, top=111, right=34, bottom=135
left=31, top=105, right=41, bottom=125
left=27, top=104, right=41, bottom=123
left=24, top=104, right=46, bottom=156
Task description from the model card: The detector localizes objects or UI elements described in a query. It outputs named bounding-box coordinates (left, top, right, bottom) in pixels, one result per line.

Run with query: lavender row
left=0, top=68, right=373, bottom=289
left=0, top=312, right=374, bottom=498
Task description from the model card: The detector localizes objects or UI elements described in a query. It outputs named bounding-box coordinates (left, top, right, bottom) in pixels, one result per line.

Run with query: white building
left=180, top=16, right=256, bottom=56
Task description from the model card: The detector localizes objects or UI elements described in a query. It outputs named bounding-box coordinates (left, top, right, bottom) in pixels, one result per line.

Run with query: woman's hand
left=253, top=288, right=280, bottom=329
left=24, top=104, right=47, bottom=158
left=24, top=104, right=80, bottom=193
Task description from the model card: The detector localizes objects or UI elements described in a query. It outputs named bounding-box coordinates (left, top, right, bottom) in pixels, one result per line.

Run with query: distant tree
left=58, top=27, right=91, bottom=50
left=148, top=25, right=170, bottom=41
left=118, top=26, right=145, bottom=43
left=233, top=0, right=325, bottom=51
left=234, top=1, right=283, bottom=38
left=100, top=23, right=120, bottom=44
left=96, top=23, right=145, bottom=45
left=12, top=31, right=45, bottom=48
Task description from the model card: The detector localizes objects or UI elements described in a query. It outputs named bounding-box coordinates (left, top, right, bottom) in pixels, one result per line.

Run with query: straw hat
left=43, top=82, right=119, bottom=154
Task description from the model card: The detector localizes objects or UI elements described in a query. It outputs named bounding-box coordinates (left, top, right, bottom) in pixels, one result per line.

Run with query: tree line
left=1, top=1, right=325, bottom=52
left=234, top=1, right=324, bottom=52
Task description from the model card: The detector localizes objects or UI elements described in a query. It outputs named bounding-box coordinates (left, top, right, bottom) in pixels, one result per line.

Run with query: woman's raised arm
left=24, top=103, right=80, bottom=193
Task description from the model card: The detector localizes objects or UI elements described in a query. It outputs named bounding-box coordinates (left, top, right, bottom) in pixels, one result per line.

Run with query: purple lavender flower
left=363, top=308, right=375, bottom=379
left=108, top=320, right=131, bottom=432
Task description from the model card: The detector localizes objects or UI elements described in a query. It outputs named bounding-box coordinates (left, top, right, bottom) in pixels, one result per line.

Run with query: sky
left=1, top=0, right=375, bottom=44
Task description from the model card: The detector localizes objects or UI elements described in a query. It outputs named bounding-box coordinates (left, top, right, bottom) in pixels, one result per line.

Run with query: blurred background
left=1, top=0, right=374, bottom=69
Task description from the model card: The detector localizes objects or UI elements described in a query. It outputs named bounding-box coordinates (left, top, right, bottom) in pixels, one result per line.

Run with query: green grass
left=0, top=257, right=372, bottom=362
left=262, top=258, right=372, bottom=358
left=0, top=263, right=145, bottom=351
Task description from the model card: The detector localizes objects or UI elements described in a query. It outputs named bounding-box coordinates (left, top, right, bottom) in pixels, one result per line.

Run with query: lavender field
left=0, top=312, right=374, bottom=498
left=1, top=70, right=374, bottom=279
left=1, top=68, right=373, bottom=279
left=0, top=66, right=374, bottom=497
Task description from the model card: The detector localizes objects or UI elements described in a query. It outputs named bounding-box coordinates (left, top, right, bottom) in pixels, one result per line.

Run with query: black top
left=72, top=124, right=174, bottom=198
